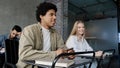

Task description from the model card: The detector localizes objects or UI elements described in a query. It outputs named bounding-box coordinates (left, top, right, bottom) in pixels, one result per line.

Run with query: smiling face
left=40, top=9, right=56, bottom=29
left=76, top=22, right=85, bottom=36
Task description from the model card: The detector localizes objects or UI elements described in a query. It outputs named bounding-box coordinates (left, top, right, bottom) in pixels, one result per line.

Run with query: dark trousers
left=0, top=53, right=5, bottom=68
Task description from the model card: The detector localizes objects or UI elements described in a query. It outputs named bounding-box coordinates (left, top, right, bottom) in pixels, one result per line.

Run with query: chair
left=51, top=51, right=95, bottom=68
left=31, top=51, right=95, bottom=68
left=3, top=39, right=19, bottom=68
left=97, top=49, right=115, bottom=68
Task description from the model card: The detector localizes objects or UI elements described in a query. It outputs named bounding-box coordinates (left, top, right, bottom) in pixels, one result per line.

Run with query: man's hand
left=0, top=48, right=5, bottom=53
left=56, top=48, right=66, bottom=56
left=67, top=48, right=75, bottom=60
left=55, top=48, right=75, bottom=59
left=56, top=48, right=68, bottom=59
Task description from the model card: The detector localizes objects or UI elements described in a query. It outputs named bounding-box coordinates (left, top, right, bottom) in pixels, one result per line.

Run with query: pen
left=66, top=48, right=73, bottom=51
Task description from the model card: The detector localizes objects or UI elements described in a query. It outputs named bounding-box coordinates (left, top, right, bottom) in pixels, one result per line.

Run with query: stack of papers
left=35, top=58, right=74, bottom=67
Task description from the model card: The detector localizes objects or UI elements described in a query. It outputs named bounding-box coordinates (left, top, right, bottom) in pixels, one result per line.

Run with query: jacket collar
left=37, top=22, right=55, bottom=33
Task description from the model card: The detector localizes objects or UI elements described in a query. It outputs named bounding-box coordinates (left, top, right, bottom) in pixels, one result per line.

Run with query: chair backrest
left=5, top=39, right=19, bottom=64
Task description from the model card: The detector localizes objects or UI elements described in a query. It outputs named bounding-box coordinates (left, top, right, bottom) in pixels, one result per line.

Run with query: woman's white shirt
left=66, top=35, right=93, bottom=52
left=66, top=35, right=97, bottom=67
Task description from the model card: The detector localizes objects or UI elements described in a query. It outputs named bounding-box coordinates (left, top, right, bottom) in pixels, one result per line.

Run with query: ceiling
left=68, top=0, right=117, bottom=21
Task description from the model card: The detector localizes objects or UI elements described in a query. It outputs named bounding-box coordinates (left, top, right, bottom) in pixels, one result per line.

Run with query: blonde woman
left=66, top=20, right=93, bottom=52
left=66, top=20, right=102, bottom=68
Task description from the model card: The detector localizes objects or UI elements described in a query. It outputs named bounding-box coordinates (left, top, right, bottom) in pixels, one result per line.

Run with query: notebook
left=35, top=58, right=74, bottom=67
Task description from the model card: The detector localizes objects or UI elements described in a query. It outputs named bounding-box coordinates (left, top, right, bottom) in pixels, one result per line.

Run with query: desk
left=24, top=57, right=93, bottom=68
left=24, top=51, right=95, bottom=68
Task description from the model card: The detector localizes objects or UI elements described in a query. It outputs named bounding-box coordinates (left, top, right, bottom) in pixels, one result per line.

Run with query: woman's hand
left=95, top=51, right=103, bottom=57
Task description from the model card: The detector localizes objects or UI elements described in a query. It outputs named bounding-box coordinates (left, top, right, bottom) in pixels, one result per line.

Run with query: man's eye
left=50, top=14, right=53, bottom=16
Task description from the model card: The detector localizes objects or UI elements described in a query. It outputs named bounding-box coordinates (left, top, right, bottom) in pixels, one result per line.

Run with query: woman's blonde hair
left=65, top=20, right=85, bottom=44
left=70, top=20, right=85, bottom=35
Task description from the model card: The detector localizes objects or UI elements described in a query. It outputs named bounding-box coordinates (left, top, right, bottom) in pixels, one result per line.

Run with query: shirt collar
left=38, top=22, right=55, bottom=33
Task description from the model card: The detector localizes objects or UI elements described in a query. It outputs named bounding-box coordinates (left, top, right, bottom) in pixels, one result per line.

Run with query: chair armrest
left=97, top=49, right=115, bottom=68
left=101, top=49, right=115, bottom=59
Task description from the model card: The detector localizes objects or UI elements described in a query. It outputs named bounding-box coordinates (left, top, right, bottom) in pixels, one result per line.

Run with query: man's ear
left=40, top=15, right=43, bottom=19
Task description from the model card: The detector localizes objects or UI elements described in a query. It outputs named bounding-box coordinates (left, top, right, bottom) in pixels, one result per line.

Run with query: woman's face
left=76, top=23, right=85, bottom=35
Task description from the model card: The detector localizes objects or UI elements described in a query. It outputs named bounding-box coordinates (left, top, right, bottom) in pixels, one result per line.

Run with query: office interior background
left=0, top=0, right=119, bottom=68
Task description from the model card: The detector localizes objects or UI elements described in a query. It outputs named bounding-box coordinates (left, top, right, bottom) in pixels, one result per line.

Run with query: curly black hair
left=12, top=25, right=22, bottom=32
left=36, top=2, right=57, bottom=22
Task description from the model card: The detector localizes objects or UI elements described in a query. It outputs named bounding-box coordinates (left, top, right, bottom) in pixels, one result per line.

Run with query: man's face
left=40, top=9, right=56, bottom=29
left=10, top=29, right=21, bottom=39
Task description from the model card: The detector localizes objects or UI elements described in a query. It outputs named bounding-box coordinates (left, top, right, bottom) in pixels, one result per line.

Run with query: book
left=35, top=58, right=74, bottom=67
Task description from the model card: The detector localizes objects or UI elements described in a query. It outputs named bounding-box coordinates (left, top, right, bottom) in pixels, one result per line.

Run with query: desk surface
left=24, top=57, right=93, bottom=68
left=85, top=37, right=97, bottom=39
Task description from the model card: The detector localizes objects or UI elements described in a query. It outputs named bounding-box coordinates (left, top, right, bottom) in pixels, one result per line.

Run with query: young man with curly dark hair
left=17, top=2, right=74, bottom=68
